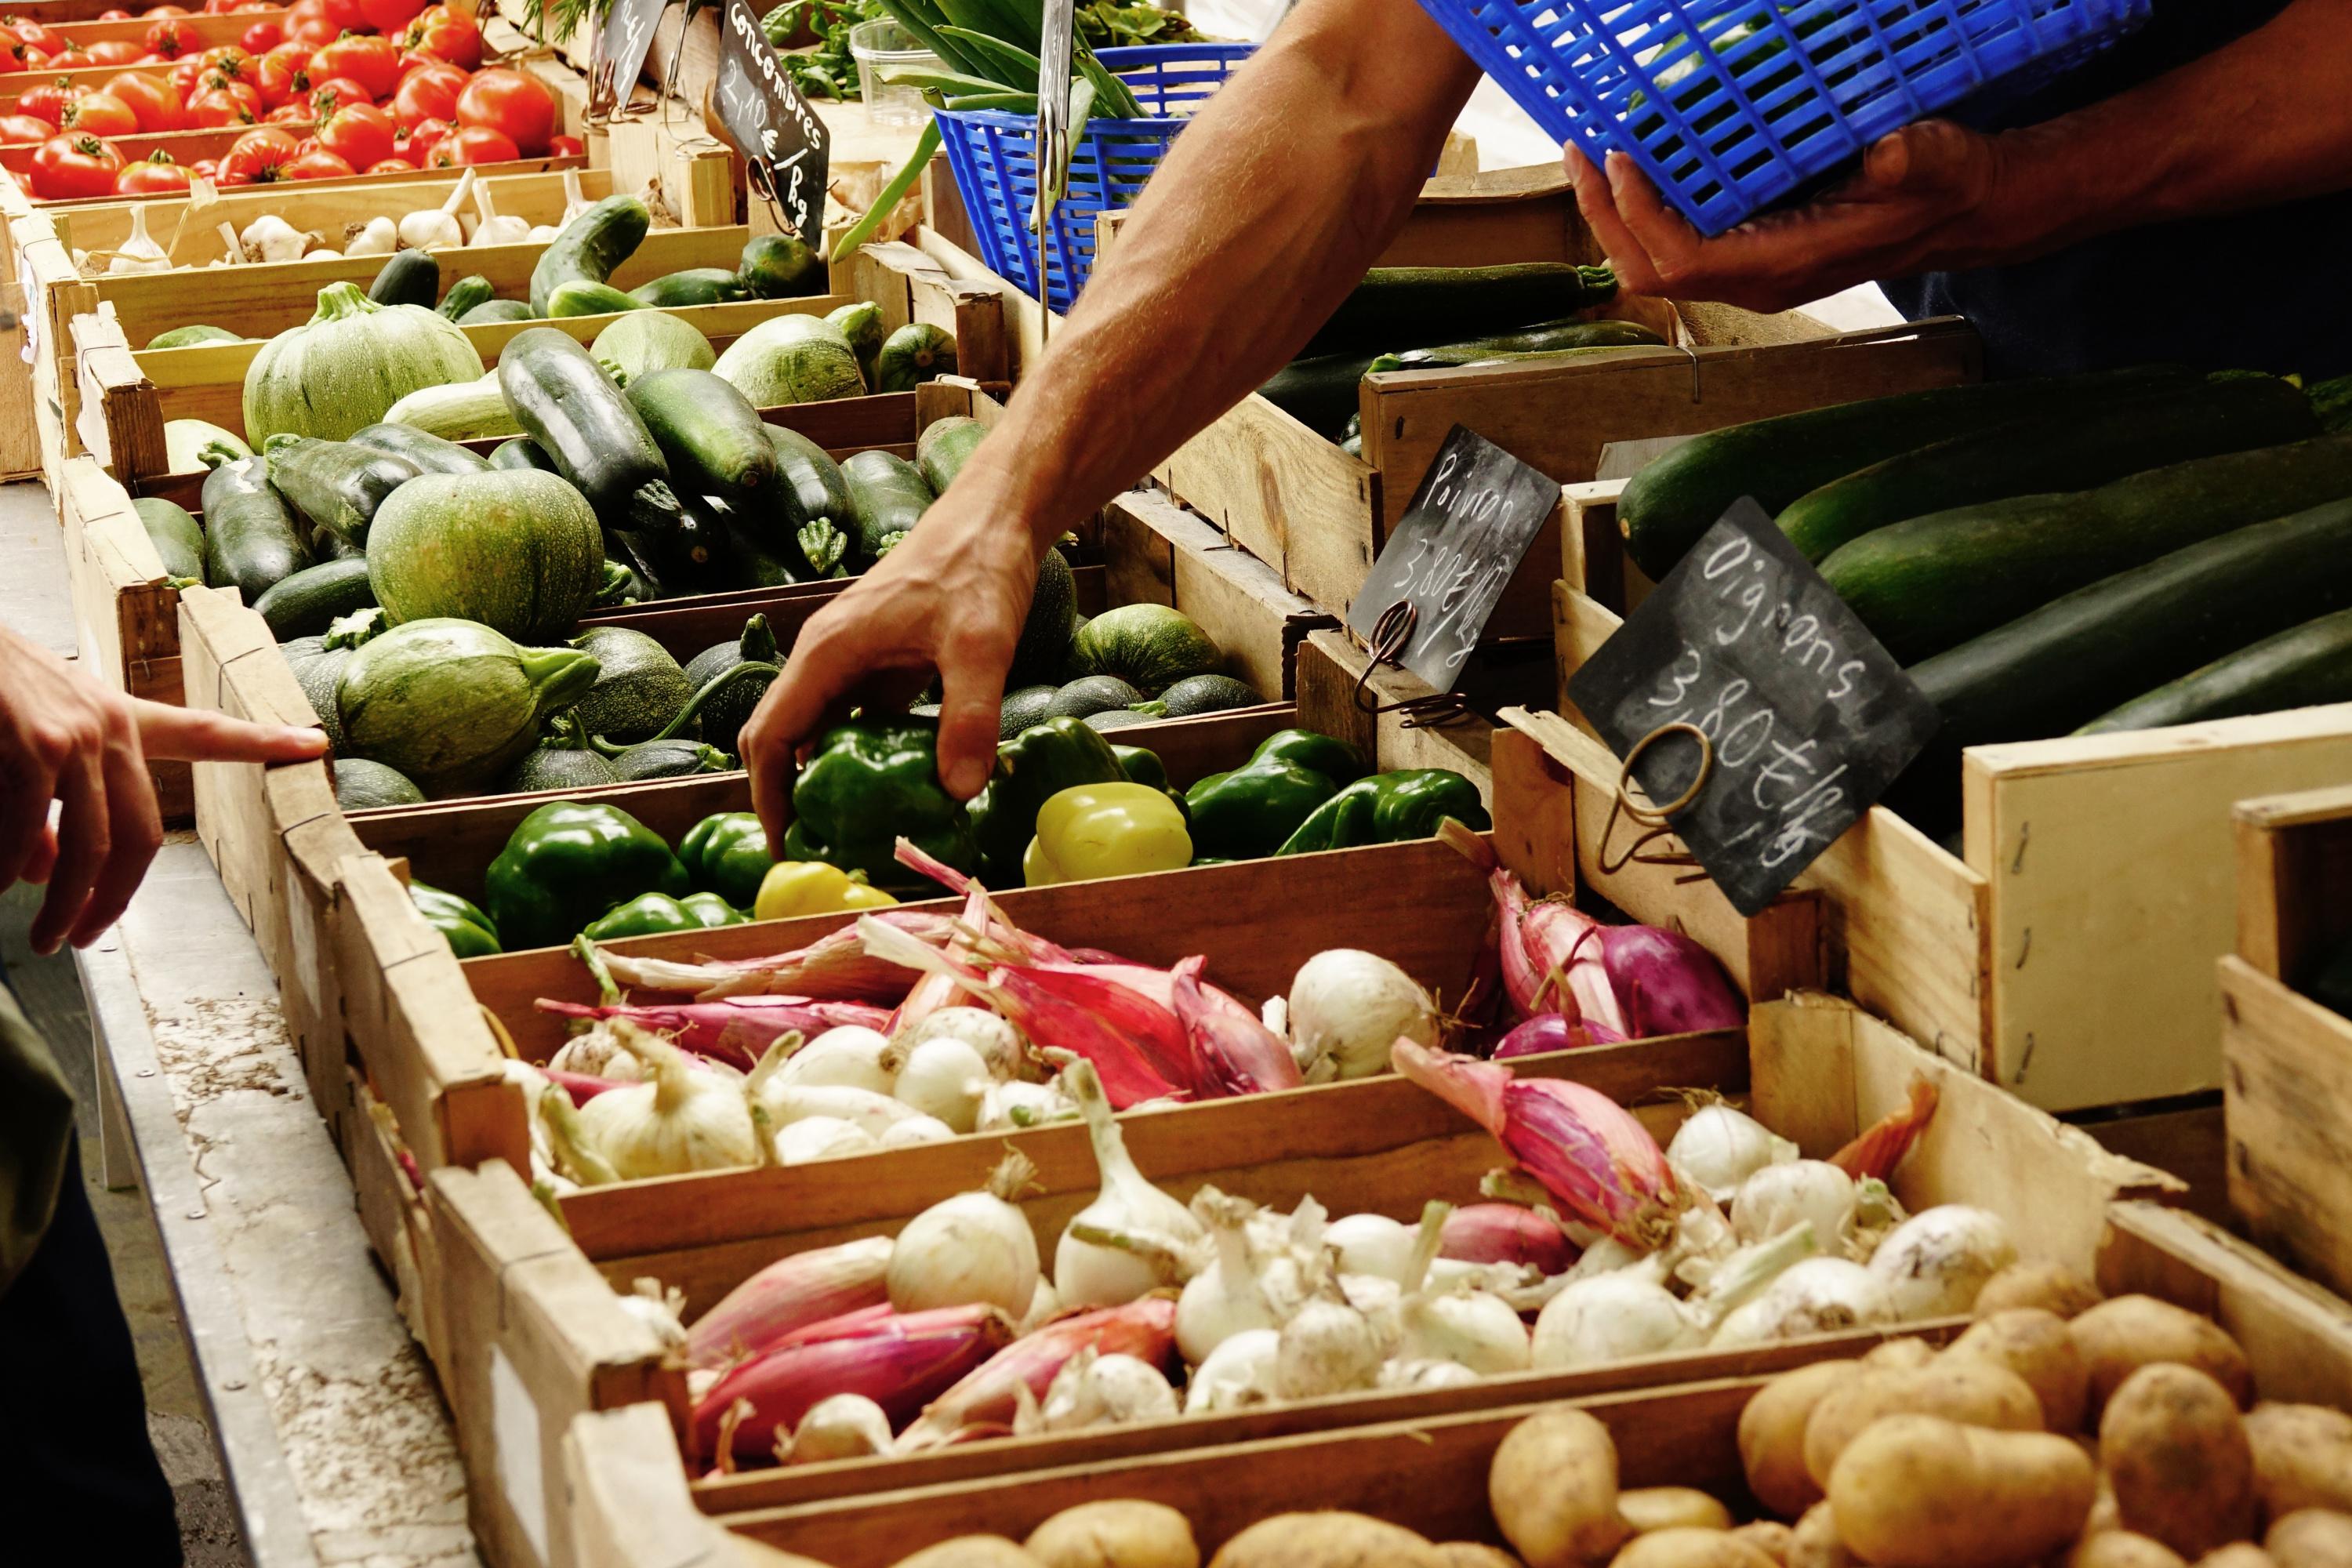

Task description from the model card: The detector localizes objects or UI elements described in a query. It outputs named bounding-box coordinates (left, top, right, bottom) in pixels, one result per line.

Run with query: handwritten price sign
left=714, top=0, right=830, bottom=239
left=1567, top=498, right=1941, bottom=915
left=590, top=0, right=666, bottom=118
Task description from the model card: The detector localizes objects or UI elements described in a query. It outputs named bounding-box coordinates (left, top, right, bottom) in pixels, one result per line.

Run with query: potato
left=1976, top=1262, right=2103, bottom=1320
left=1863, top=1339, right=1937, bottom=1370
left=1620, top=1490, right=1735, bottom=1536
left=895, top=1540, right=1046, bottom=1568
left=1431, top=1548, right=1525, bottom=1568
left=1788, top=1503, right=1849, bottom=1568
left=1207, top=1513, right=1441, bottom=1568
left=1801, top=1358, right=2045, bottom=1487
left=1025, top=1501, right=1200, bottom=1568
left=2102, top=1364, right=2259, bottom=1559
left=1828, top=1413, right=2096, bottom=1568
left=2070, top=1298, right=2253, bottom=1417
left=1727, top=1522, right=1794, bottom=1566
left=2067, top=1533, right=2188, bottom=1568
left=1606, top=1529, right=1777, bottom=1568
left=2247, top=1405, right=2352, bottom=1519
left=1947, top=1309, right=2090, bottom=1432
left=2268, top=1511, right=2352, bottom=1568
left=1740, top=1363, right=1853, bottom=1519
left=2190, top=1549, right=2274, bottom=1568
left=1491, top=1408, right=1634, bottom=1568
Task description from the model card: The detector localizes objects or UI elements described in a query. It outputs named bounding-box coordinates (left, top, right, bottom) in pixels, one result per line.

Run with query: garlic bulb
left=615, top=1279, right=687, bottom=1352
left=561, top=167, right=593, bottom=224
left=574, top=1022, right=759, bottom=1178
left=526, top=223, right=561, bottom=243
left=108, top=206, right=169, bottom=275
left=470, top=180, right=531, bottom=248
left=307, top=249, right=343, bottom=261
left=343, top=216, right=398, bottom=256
left=898, top=1007, right=1026, bottom=1083
left=400, top=168, right=474, bottom=250
left=1039, top=1349, right=1178, bottom=1431
left=550, top=1025, right=644, bottom=1082
left=240, top=215, right=306, bottom=264
left=1184, top=1328, right=1279, bottom=1414
left=1274, top=1296, right=1385, bottom=1399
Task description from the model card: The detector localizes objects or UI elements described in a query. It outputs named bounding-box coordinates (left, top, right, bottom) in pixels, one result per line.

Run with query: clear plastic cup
left=850, top=18, right=940, bottom=129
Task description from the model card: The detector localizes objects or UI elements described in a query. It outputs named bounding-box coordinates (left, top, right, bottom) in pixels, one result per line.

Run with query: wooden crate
left=1290, top=624, right=1563, bottom=805
left=346, top=1070, right=449, bottom=1375
left=55, top=453, right=193, bottom=818
left=1554, top=480, right=2352, bottom=1112
left=1101, top=487, right=1338, bottom=701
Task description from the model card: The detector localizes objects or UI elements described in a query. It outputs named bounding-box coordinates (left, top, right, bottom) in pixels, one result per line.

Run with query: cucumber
left=1392, top=318, right=1665, bottom=367
left=254, top=557, right=378, bottom=641
left=367, top=249, right=440, bottom=309
left=841, top=448, right=933, bottom=559
left=1618, top=366, right=2197, bottom=578
left=1780, top=375, right=2320, bottom=561
left=459, top=299, right=536, bottom=326
left=265, top=436, right=421, bottom=550
left=350, top=420, right=492, bottom=475
left=875, top=323, right=956, bottom=392
left=529, top=194, right=650, bottom=317
left=2078, top=609, right=2352, bottom=735
left=548, top=279, right=648, bottom=318
left=1822, top=435, right=2352, bottom=664
left=739, top=232, right=822, bottom=298
left=438, top=274, right=496, bottom=321
left=132, top=497, right=206, bottom=585
left=201, top=454, right=311, bottom=598
left=1258, top=352, right=1378, bottom=441
left=1301, top=263, right=1619, bottom=360
left=488, top=437, right=560, bottom=473
left=629, top=268, right=750, bottom=307
left=765, top=424, right=852, bottom=525
left=147, top=324, right=241, bottom=350
left=624, top=368, right=776, bottom=499
left=497, top=327, right=683, bottom=536
left=915, top=416, right=986, bottom=495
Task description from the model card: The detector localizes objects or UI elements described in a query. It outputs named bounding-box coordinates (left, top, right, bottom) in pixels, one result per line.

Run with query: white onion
left=898, top=1007, right=1025, bottom=1082
left=1054, top=1063, right=1207, bottom=1307
left=1866, top=1206, right=2016, bottom=1319
left=759, top=1082, right=919, bottom=1138
left=615, top=1279, right=686, bottom=1352
left=787, top=1394, right=892, bottom=1464
left=1402, top=1287, right=1530, bottom=1375
left=575, top=1024, right=759, bottom=1178
left=1185, top=1328, right=1279, bottom=1414
left=1665, top=1103, right=1798, bottom=1203
left=1378, top=1358, right=1480, bottom=1391
left=1531, top=1272, right=1703, bottom=1369
left=1326, top=1213, right=1420, bottom=1284
left=887, top=1035, right=992, bottom=1133
left=779, top=1027, right=895, bottom=1095
left=1283, top=949, right=1436, bottom=1081
left=886, top=1153, right=1040, bottom=1315
left=1175, top=1192, right=1286, bottom=1365
left=879, top=1115, right=954, bottom=1149
left=1732, top=1160, right=1857, bottom=1253
left=1711, top=1257, right=1893, bottom=1347
left=775, top=1116, right=878, bottom=1164
left=978, top=1080, right=1076, bottom=1131
left=1017, top=1277, right=1063, bottom=1334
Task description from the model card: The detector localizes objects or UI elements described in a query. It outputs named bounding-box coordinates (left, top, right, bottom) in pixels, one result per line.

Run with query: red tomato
left=309, top=34, right=400, bottom=100
left=307, top=75, right=368, bottom=117
left=106, top=71, right=189, bottom=132
left=187, top=88, right=255, bottom=126
left=217, top=123, right=295, bottom=183
left=196, top=71, right=263, bottom=114
left=359, top=0, right=426, bottom=33
left=264, top=100, right=308, bottom=123
left=431, top=123, right=514, bottom=167
left=237, top=1, right=277, bottom=10
left=143, top=17, right=200, bottom=58
left=255, top=42, right=310, bottom=107
left=240, top=21, right=281, bottom=53
left=286, top=144, right=351, bottom=179
left=0, top=112, right=49, bottom=142
left=191, top=156, right=218, bottom=179
left=51, top=46, right=93, bottom=71
left=283, top=0, right=339, bottom=46
left=85, top=41, right=143, bottom=66
left=388, top=58, right=459, bottom=128
left=11, top=21, right=64, bottom=56
left=13, top=46, right=52, bottom=74
left=16, top=80, right=76, bottom=128
left=60, top=91, right=139, bottom=138
left=201, top=0, right=242, bottom=13
left=115, top=150, right=191, bottom=193
left=402, top=5, right=477, bottom=70
left=196, top=44, right=251, bottom=73
left=29, top=133, right=123, bottom=199
left=364, top=154, right=413, bottom=173
left=395, top=112, right=446, bottom=163
left=549, top=133, right=582, bottom=158
left=145, top=5, right=190, bottom=13
left=169, top=56, right=203, bottom=97
left=317, top=99, right=391, bottom=168
left=455, top=68, right=551, bottom=157
left=100, top=9, right=132, bottom=18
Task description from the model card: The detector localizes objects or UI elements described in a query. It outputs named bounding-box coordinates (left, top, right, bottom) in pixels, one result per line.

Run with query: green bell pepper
left=782, top=717, right=978, bottom=897
left=1181, top=731, right=1367, bottom=861
left=1273, top=768, right=1490, bottom=856
left=1109, top=742, right=1169, bottom=793
left=1251, top=728, right=1368, bottom=785
left=583, top=890, right=744, bottom=941
left=678, top=811, right=774, bottom=909
left=969, top=716, right=1127, bottom=880
left=409, top=879, right=501, bottom=959
left=485, top=800, right=691, bottom=950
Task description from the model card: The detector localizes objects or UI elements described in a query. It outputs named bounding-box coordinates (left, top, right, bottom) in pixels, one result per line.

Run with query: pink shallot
left=892, top=1298, right=1178, bottom=1450
left=543, top=1066, right=629, bottom=1106
left=1171, top=956, right=1301, bottom=1096
left=685, top=1237, right=894, bottom=1370
left=1439, top=1202, right=1579, bottom=1273
left=587, top=912, right=959, bottom=1000
left=1492, top=1013, right=1624, bottom=1060
left=534, top=996, right=891, bottom=1071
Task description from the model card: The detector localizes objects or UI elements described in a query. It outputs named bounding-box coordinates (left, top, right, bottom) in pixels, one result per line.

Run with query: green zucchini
left=438, top=275, right=496, bottom=321
left=496, top=327, right=683, bottom=535
left=350, top=421, right=492, bottom=475
left=915, top=416, right=986, bottom=495
left=132, top=497, right=206, bottom=585
left=488, top=437, right=560, bottom=473
left=146, top=324, right=241, bottom=350
left=200, top=454, right=310, bottom=597
left=334, top=758, right=425, bottom=810
left=1391, top=318, right=1665, bottom=367
left=1780, top=375, right=2320, bottom=561
left=827, top=301, right=884, bottom=385
left=253, top=557, right=378, bottom=641
left=367, top=249, right=440, bottom=309
left=383, top=374, right=519, bottom=441
left=265, top=437, right=421, bottom=550
left=764, top=424, right=852, bottom=526
left=1618, top=366, right=2197, bottom=578
left=841, top=448, right=933, bottom=559
left=1822, top=435, right=2352, bottom=664
left=459, top=299, right=536, bottom=326
left=738, top=232, right=823, bottom=299
left=1301, top=263, right=1619, bottom=360
left=875, top=323, right=956, bottom=392
left=628, top=268, right=750, bottom=307
left=2078, top=608, right=2352, bottom=735
left=1257, top=352, right=1378, bottom=441
left=528, top=194, right=650, bottom=317
left=623, top=368, right=776, bottom=499
left=547, top=279, right=649, bottom=318
left=717, top=517, right=804, bottom=589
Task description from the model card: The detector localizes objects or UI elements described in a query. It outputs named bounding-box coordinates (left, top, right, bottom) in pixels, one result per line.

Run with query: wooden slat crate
left=1289, top=624, right=1563, bottom=805
left=55, top=453, right=193, bottom=818
left=1101, top=487, right=1338, bottom=700
left=2220, top=785, right=2352, bottom=1302
left=1553, top=480, right=2352, bottom=1112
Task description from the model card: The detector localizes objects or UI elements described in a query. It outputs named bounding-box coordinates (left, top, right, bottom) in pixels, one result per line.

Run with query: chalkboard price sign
left=1566, top=498, right=1941, bottom=916
left=590, top=0, right=668, bottom=118
left=714, top=0, right=831, bottom=239
left=1344, top=424, right=1560, bottom=694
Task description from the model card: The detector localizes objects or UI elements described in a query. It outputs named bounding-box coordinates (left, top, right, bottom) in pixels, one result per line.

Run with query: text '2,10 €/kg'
left=1566, top=497, right=1941, bottom=916
left=716, top=0, right=831, bottom=240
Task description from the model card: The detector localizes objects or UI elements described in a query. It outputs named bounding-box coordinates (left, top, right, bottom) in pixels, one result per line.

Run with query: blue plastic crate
left=934, top=43, right=1254, bottom=311
left=1416, top=0, right=2147, bottom=234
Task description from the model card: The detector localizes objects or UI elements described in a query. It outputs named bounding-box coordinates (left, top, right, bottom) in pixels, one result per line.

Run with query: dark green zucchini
left=132, top=496, right=206, bottom=585
left=253, top=557, right=377, bottom=641
left=367, top=249, right=440, bottom=309
left=841, top=449, right=933, bottom=559
left=608, top=739, right=733, bottom=780
left=528, top=194, right=651, bottom=316
left=2078, top=608, right=2352, bottom=735
left=1390, top=318, right=1665, bottom=367
left=488, top=437, right=560, bottom=473
left=629, top=268, right=750, bottom=307
left=1618, top=366, right=2198, bottom=578
left=265, top=437, right=420, bottom=550
left=1822, top=435, right=2352, bottom=664
left=459, top=299, right=536, bottom=326
left=1301, top=264, right=1619, bottom=360
left=1781, top=375, right=2320, bottom=561
left=350, top=421, right=491, bottom=475
left=915, top=416, right=986, bottom=495
left=624, top=368, right=776, bottom=499
left=496, top=326, right=683, bottom=535
left=717, top=517, right=804, bottom=589
left=738, top=232, right=823, bottom=299
left=1257, top=352, right=1379, bottom=441
left=200, top=454, right=310, bottom=598
left=764, top=424, right=852, bottom=526
left=438, top=274, right=496, bottom=321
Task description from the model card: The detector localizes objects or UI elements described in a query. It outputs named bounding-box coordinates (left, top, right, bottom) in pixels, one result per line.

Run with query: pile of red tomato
left=6, top=0, right=577, bottom=199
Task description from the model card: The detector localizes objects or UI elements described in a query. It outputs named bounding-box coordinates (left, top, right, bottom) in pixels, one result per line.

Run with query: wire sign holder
left=714, top=0, right=832, bottom=240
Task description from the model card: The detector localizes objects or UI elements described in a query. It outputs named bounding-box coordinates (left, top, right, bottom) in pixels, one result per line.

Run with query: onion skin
left=1586, top=924, right=1747, bottom=1036
left=1171, top=955, right=1301, bottom=1095
left=534, top=996, right=893, bottom=1070
left=596, top=911, right=963, bottom=1000
left=685, top=1236, right=895, bottom=1370
left=1493, top=1013, right=1623, bottom=1060
left=895, top=1298, right=1178, bottom=1450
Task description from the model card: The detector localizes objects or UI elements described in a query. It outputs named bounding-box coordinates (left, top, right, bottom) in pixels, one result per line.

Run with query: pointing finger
left=136, top=700, right=327, bottom=764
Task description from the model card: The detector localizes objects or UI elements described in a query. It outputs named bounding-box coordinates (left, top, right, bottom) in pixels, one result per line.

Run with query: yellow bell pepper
left=753, top=860, right=899, bottom=920
left=1022, top=782, right=1194, bottom=887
